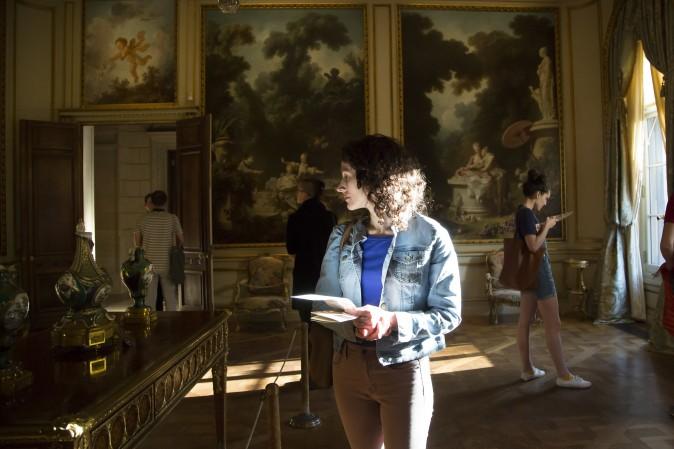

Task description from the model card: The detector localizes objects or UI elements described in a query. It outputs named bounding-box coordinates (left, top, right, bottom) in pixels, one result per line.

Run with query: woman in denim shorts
left=515, top=169, right=591, bottom=389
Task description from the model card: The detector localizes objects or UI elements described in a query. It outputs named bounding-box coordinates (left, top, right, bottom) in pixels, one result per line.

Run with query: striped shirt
left=136, top=211, right=183, bottom=273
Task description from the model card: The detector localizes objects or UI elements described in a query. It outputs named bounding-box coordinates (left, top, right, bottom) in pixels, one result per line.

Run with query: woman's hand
left=353, top=305, right=397, bottom=340
left=542, top=215, right=558, bottom=231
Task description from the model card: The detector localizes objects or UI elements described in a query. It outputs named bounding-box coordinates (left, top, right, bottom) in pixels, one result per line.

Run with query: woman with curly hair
left=315, top=134, right=462, bottom=449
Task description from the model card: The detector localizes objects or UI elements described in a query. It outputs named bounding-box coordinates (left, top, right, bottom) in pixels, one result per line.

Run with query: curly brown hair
left=341, top=134, right=427, bottom=230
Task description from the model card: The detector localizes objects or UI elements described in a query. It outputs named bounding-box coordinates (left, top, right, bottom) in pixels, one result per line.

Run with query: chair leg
left=280, top=308, right=287, bottom=331
left=232, top=309, right=245, bottom=332
left=489, top=301, right=499, bottom=325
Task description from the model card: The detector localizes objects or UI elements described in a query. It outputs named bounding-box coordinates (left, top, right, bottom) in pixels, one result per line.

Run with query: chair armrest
left=485, top=273, right=494, bottom=296
left=233, top=279, right=251, bottom=304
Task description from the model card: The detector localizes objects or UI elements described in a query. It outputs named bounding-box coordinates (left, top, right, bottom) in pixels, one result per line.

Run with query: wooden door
left=17, top=120, right=82, bottom=329
left=175, top=116, right=213, bottom=310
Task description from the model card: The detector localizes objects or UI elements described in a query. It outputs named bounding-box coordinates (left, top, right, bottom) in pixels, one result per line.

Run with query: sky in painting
left=413, top=9, right=548, bottom=138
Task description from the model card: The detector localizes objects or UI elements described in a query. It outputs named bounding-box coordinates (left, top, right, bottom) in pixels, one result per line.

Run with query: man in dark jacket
left=286, top=178, right=336, bottom=295
left=286, top=177, right=336, bottom=389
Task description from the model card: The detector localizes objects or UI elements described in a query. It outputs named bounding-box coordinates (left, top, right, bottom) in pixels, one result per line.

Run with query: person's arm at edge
left=661, top=222, right=674, bottom=271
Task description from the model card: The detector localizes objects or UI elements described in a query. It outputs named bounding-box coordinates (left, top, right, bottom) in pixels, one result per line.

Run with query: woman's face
left=336, top=162, right=369, bottom=210
left=533, top=191, right=551, bottom=211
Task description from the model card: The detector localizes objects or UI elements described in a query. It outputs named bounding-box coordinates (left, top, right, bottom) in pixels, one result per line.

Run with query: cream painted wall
left=3, top=0, right=62, bottom=262
left=93, top=129, right=120, bottom=293
left=3, top=0, right=615, bottom=320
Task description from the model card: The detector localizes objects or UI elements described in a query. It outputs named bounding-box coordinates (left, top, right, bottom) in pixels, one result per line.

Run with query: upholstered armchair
left=232, top=255, right=290, bottom=331
left=485, top=249, right=522, bottom=324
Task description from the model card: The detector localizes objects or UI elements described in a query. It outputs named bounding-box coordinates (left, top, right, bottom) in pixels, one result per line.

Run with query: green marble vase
left=52, top=221, right=117, bottom=351
left=0, top=265, right=29, bottom=370
left=0, top=264, right=32, bottom=396
left=121, top=247, right=156, bottom=325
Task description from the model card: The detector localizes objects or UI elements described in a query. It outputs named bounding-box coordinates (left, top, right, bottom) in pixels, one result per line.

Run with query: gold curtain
left=593, top=0, right=640, bottom=323
left=650, top=65, right=666, bottom=137
left=624, top=41, right=646, bottom=320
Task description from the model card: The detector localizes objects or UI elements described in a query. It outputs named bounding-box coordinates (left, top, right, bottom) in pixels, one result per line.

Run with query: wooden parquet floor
left=140, top=317, right=674, bottom=449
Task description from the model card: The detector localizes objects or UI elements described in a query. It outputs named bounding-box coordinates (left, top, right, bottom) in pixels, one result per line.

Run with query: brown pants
left=333, top=342, right=434, bottom=449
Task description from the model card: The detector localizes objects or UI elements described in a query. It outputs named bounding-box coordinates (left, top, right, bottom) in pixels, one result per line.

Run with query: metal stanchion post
left=265, top=383, right=282, bottom=449
left=288, top=322, right=321, bottom=428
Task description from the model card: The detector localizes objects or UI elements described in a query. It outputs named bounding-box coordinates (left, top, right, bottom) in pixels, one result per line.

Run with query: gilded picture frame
left=203, top=4, right=369, bottom=246
left=0, top=1, right=5, bottom=255
left=81, top=0, right=177, bottom=109
left=398, top=5, right=565, bottom=242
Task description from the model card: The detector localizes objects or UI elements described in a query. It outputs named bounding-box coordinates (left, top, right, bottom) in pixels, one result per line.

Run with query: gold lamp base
left=51, top=310, right=118, bottom=351
left=0, top=365, right=33, bottom=396
left=124, top=306, right=157, bottom=326
left=54, top=348, right=121, bottom=382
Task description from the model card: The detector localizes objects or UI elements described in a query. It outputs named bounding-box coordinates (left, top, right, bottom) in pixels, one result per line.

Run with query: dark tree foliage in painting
left=401, top=10, right=560, bottom=239
left=94, top=66, right=176, bottom=104
left=205, top=10, right=366, bottom=244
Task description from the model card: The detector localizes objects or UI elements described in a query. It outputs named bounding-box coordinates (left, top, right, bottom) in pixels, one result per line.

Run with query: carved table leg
left=213, top=355, right=227, bottom=449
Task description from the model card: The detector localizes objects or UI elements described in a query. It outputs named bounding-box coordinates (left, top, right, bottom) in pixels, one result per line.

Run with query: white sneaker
left=521, top=367, right=546, bottom=382
left=556, top=374, right=592, bottom=389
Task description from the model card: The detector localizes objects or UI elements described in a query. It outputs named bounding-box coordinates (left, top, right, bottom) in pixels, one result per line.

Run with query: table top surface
left=0, top=311, right=227, bottom=428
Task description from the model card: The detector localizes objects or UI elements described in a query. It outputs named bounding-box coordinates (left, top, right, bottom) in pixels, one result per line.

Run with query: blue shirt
left=515, top=206, right=539, bottom=239
left=360, top=235, right=393, bottom=307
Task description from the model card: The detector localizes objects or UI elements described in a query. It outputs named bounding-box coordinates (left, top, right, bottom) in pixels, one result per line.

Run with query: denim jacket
left=315, top=213, right=462, bottom=366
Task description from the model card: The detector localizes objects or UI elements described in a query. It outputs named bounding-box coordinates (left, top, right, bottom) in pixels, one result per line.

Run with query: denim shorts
left=530, top=252, right=556, bottom=300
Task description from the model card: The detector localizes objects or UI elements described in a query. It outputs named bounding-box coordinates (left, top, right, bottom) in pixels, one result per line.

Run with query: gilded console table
left=0, top=311, right=229, bottom=449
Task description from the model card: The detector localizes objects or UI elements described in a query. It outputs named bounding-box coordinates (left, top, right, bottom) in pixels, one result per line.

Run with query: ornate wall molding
left=58, top=107, right=201, bottom=125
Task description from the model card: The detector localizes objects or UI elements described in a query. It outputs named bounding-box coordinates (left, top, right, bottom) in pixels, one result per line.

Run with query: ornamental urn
left=52, top=221, right=117, bottom=351
left=121, top=247, right=156, bottom=325
left=0, top=264, right=32, bottom=396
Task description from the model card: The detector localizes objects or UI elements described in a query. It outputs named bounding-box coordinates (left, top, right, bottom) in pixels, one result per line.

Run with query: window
left=641, top=57, right=666, bottom=272
left=643, top=111, right=667, bottom=268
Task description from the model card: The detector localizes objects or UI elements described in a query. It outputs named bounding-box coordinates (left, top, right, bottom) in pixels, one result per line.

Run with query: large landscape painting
left=204, top=5, right=367, bottom=245
left=399, top=6, right=564, bottom=240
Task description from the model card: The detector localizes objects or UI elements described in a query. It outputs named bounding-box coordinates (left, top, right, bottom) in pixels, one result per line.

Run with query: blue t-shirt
left=515, top=206, right=539, bottom=240
left=360, top=235, right=393, bottom=307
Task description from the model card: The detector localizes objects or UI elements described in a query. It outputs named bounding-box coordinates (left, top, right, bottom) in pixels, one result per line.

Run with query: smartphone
left=551, top=211, right=574, bottom=221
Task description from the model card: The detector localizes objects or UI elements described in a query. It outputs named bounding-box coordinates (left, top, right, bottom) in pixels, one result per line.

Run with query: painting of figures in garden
left=82, top=0, right=176, bottom=106
left=204, top=6, right=367, bottom=245
left=399, top=6, right=563, bottom=240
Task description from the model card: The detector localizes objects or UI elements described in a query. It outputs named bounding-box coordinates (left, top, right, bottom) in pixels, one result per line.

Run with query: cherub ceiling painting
left=399, top=6, right=564, bottom=241
left=82, top=0, right=176, bottom=107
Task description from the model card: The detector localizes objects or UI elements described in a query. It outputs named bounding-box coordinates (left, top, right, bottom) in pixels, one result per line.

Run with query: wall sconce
left=217, top=0, right=240, bottom=14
